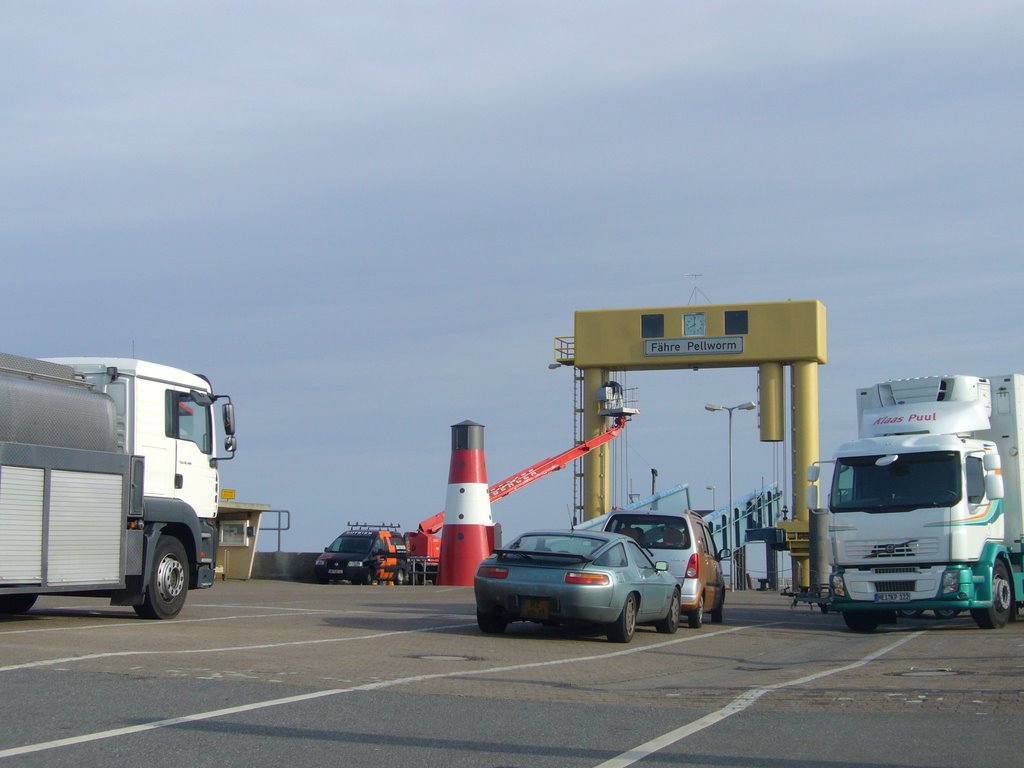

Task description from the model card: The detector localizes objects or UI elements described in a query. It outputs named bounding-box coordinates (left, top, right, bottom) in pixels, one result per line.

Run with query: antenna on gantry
left=686, top=273, right=711, bottom=304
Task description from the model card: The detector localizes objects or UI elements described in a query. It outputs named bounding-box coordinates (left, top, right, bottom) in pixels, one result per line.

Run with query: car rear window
left=509, top=534, right=606, bottom=557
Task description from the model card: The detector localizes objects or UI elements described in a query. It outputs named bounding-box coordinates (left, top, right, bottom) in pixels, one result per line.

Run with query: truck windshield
left=831, top=451, right=961, bottom=512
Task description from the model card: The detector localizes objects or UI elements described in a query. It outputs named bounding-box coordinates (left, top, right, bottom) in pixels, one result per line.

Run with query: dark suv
left=314, top=523, right=409, bottom=585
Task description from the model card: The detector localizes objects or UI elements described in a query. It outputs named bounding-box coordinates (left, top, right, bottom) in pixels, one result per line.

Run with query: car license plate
left=519, top=596, right=551, bottom=620
left=874, top=592, right=911, bottom=602
left=328, top=569, right=345, bottom=575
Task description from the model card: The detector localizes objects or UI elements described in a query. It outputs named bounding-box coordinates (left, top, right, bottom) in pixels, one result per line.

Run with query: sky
left=4, top=2, right=1023, bottom=552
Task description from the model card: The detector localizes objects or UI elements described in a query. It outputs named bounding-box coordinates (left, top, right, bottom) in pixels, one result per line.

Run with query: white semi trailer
left=0, top=352, right=236, bottom=619
left=809, top=374, right=1022, bottom=632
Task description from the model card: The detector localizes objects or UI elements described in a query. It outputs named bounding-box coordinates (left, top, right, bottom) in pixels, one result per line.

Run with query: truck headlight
left=941, top=570, right=960, bottom=595
left=831, top=573, right=846, bottom=598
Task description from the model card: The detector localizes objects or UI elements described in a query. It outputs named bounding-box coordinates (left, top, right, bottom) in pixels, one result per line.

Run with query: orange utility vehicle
left=315, top=523, right=410, bottom=585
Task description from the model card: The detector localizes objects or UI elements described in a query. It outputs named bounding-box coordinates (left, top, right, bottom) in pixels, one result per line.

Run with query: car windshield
left=608, top=514, right=691, bottom=549
left=326, top=535, right=373, bottom=555
left=507, top=534, right=606, bottom=558
left=831, top=451, right=962, bottom=512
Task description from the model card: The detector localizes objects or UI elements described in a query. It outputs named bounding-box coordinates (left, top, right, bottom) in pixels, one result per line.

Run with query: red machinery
left=405, top=414, right=630, bottom=579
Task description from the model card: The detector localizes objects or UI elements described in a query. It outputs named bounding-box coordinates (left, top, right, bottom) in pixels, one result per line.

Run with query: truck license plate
left=874, top=592, right=911, bottom=602
left=520, top=596, right=551, bottom=620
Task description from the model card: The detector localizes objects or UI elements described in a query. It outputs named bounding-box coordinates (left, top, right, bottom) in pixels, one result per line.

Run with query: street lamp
left=705, top=484, right=716, bottom=511
left=705, top=401, right=757, bottom=589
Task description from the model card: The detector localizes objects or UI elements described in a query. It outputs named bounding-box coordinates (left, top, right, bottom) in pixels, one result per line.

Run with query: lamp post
left=705, top=401, right=757, bottom=589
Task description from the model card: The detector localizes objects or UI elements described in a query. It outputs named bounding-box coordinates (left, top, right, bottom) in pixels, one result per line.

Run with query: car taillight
left=684, top=553, right=699, bottom=579
left=564, top=571, right=611, bottom=586
left=477, top=565, right=509, bottom=580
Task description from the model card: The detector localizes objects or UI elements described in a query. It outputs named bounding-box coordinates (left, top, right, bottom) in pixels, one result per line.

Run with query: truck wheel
left=0, top=594, right=37, bottom=614
left=135, top=536, right=188, bottom=620
left=607, top=593, right=638, bottom=643
left=842, top=611, right=880, bottom=633
left=971, top=559, right=1012, bottom=629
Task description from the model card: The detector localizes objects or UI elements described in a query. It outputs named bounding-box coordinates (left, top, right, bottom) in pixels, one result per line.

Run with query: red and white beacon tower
left=437, top=420, right=495, bottom=586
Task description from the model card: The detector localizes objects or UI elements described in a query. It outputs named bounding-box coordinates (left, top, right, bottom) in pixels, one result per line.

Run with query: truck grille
left=846, top=538, right=938, bottom=559
left=874, top=580, right=916, bottom=592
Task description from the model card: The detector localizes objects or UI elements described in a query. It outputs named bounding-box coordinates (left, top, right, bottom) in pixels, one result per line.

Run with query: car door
left=625, top=540, right=673, bottom=620
left=168, top=388, right=218, bottom=519
left=693, top=518, right=724, bottom=608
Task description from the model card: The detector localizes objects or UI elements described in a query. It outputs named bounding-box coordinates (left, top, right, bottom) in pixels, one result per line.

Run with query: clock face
left=683, top=312, right=706, bottom=337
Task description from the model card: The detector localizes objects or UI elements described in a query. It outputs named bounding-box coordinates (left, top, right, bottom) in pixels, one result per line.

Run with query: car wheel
left=316, top=576, right=329, bottom=585
left=655, top=590, right=680, bottom=634
left=971, top=559, right=1013, bottom=629
left=932, top=608, right=961, bottom=619
left=687, top=593, right=704, bottom=629
left=843, top=611, right=881, bottom=633
left=897, top=609, right=924, bottom=618
left=607, top=593, right=638, bottom=643
left=477, top=610, right=508, bottom=634
left=709, top=591, right=724, bottom=624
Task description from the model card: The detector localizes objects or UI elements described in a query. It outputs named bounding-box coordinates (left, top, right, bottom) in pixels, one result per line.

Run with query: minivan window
left=608, top=514, right=691, bottom=550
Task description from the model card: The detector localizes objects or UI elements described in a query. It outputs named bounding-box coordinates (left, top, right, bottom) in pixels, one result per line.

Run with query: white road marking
left=0, top=611, right=347, bottom=636
left=0, top=624, right=753, bottom=758
left=591, top=631, right=923, bottom=768
left=0, top=621, right=475, bottom=672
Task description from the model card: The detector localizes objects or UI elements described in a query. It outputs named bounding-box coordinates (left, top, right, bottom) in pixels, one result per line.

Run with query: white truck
left=809, top=374, right=1023, bottom=632
left=0, top=352, right=236, bottom=619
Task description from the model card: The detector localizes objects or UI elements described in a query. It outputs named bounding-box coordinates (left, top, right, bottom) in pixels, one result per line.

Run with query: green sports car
left=474, top=529, right=680, bottom=643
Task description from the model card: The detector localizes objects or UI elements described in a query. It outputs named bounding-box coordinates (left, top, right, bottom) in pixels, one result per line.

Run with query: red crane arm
left=487, top=414, right=628, bottom=502
left=414, top=415, right=629, bottom=532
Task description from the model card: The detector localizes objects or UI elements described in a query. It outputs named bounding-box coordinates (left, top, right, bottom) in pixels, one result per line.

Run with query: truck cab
left=819, top=374, right=1021, bottom=631
left=45, top=358, right=235, bottom=521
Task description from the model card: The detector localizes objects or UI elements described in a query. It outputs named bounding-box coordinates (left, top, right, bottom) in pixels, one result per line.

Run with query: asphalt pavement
left=1, top=581, right=1021, bottom=767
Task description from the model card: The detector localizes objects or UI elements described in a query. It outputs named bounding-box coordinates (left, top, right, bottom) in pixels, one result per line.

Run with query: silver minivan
left=575, top=510, right=729, bottom=627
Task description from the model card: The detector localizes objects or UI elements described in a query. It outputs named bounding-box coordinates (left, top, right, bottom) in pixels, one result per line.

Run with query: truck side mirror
left=222, top=402, right=236, bottom=436
left=984, top=453, right=1002, bottom=471
left=806, top=485, right=819, bottom=510
left=986, top=473, right=1005, bottom=501
left=806, top=464, right=820, bottom=483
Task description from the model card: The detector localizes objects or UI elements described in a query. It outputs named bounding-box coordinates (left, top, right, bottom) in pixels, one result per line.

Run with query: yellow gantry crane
left=554, top=299, right=826, bottom=590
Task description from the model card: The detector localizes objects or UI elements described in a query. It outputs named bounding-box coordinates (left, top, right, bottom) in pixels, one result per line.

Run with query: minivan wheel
left=687, top=593, right=704, bottom=629
left=709, top=592, right=724, bottom=624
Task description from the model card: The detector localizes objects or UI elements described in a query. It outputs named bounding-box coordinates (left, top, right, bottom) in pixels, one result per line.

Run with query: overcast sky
left=4, top=2, right=1023, bottom=551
